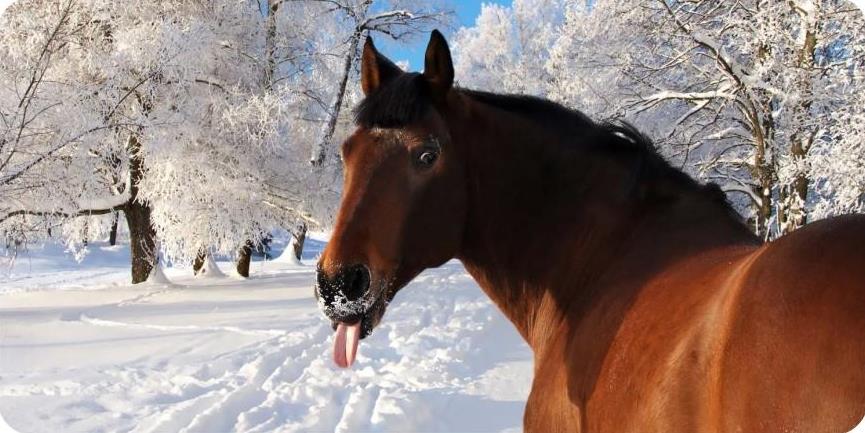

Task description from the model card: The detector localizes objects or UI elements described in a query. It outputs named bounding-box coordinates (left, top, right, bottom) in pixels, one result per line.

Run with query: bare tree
left=616, top=0, right=863, bottom=238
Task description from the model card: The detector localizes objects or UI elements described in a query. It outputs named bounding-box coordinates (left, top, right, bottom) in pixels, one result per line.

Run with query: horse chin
left=367, top=277, right=412, bottom=336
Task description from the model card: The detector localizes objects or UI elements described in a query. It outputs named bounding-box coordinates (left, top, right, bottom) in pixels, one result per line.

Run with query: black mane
left=354, top=80, right=731, bottom=210
left=354, top=80, right=595, bottom=131
left=461, top=89, right=594, bottom=131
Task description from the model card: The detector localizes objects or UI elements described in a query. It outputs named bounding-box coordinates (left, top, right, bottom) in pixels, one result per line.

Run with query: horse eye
left=417, top=150, right=438, bottom=166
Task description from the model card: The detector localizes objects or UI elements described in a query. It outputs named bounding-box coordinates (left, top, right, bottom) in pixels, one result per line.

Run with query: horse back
left=719, top=214, right=865, bottom=432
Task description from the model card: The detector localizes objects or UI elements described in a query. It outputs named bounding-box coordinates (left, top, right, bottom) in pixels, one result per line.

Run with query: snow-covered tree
left=614, top=0, right=865, bottom=238
left=0, top=0, right=451, bottom=282
left=453, top=1, right=565, bottom=99
left=453, top=1, right=630, bottom=119
left=0, top=0, right=139, bottom=266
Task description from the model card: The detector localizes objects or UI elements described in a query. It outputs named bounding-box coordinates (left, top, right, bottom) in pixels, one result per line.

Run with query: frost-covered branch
left=0, top=202, right=125, bottom=226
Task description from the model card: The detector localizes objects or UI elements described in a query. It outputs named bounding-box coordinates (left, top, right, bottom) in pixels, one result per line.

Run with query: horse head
left=315, top=31, right=468, bottom=368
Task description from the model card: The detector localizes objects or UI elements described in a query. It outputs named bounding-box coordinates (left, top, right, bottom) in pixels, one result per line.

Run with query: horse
left=314, top=30, right=865, bottom=432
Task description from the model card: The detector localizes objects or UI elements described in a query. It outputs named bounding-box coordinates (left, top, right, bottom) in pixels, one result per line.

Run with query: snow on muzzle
left=315, top=265, right=376, bottom=368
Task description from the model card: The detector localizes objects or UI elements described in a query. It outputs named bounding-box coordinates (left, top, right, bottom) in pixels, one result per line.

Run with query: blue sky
left=378, top=0, right=512, bottom=71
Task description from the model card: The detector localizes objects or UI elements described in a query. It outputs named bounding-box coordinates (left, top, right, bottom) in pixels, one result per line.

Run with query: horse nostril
left=342, top=264, right=370, bottom=301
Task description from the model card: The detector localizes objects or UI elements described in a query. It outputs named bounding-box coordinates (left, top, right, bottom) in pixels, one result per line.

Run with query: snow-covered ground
left=0, top=237, right=532, bottom=433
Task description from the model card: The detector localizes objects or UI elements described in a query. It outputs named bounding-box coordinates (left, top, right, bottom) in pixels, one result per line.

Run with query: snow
left=146, top=261, right=172, bottom=285
left=196, top=253, right=227, bottom=278
left=0, top=237, right=532, bottom=432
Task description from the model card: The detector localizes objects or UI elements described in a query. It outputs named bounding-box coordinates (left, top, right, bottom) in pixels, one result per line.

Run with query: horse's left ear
left=423, top=29, right=454, bottom=99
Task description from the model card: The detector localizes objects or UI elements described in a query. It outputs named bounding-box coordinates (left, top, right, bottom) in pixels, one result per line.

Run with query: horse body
left=452, top=89, right=865, bottom=432
left=516, top=218, right=865, bottom=432
left=316, top=30, right=865, bottom=432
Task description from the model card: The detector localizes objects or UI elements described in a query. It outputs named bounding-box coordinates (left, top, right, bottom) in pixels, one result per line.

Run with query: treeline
left=0, top=0, right=450, bottom=282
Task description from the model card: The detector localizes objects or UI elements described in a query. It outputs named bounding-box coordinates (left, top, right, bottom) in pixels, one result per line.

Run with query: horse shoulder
left=563, top=246, right=759, bottom=432
left=718, top=214, right=865, bottom=432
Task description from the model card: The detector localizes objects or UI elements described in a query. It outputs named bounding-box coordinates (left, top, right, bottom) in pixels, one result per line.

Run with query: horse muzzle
left=314, top=264, right=383, bottom=366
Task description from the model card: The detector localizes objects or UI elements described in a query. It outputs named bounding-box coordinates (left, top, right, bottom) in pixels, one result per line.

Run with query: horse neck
left=451, top=98, right=759, bottom=356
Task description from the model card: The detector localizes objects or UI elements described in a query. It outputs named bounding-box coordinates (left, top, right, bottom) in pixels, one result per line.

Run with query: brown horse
left=314, top=30, right=865, bottom=432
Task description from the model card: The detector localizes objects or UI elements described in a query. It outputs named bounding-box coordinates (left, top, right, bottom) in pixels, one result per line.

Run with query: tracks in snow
left=0, top=262, right=531, bottom=433
left=80, top=315, right=288, bottom=338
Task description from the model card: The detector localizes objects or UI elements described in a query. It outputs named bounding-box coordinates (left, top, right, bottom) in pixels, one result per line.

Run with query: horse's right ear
left=360, top=37, right=402, bottom=96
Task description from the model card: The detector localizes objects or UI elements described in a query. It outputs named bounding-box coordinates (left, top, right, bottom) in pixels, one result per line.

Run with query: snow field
left=0, top=242, right=532, bottom=432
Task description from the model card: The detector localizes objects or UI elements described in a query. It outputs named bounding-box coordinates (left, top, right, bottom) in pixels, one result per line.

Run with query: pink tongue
left=333, top=322, right=361, bottom=368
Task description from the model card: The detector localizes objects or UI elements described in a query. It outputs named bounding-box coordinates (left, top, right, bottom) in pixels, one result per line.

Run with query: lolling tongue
left=333, top=322, right=361, bottom=368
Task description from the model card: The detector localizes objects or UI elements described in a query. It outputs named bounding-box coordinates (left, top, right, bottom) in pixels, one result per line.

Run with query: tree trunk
left=82, top=219, right=89, bottom=247
left=125, top=199, right=156, bottom=284
left=236, top=240, right=253, bottom=277
left=750, top=110, right=775, bottom=240
left=264, top=0, right=279, bottom=89
left=108, top=212, right=119, bottom=246
left=779, top=138, right=811, bottom=235
left=310, top=25, right=365, bottom=167
left=290, top=221, right=307, bottom=261
left=778, top=12, right=819, bottom=235
left=193, top=248, right=206, bottom=275
left=125, top=133, right=156, bottom=284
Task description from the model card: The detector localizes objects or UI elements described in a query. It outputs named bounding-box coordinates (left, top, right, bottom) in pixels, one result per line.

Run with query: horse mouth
left=325, top=296, right=388, bottom=369
left=316, top=270, right=402, bottom=369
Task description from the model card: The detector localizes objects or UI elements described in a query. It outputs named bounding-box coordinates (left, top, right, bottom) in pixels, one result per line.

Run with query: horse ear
left=360, top=36, right=402, bottom=96
left=423, top=29, right=454, bottom=98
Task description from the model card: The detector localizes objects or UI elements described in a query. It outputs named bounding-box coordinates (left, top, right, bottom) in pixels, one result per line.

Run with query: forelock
left=354, top=73, right=432, bottom=129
